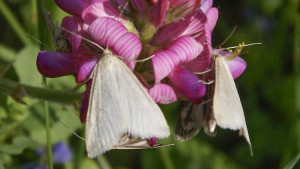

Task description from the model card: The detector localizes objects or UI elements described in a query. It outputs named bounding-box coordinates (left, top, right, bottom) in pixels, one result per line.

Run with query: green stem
left=36, top=1, right=53, bottom=168
left=74, top=128, right=85, bottom=169
left=44, top=92, right=53, bottom=169
left=96, top=155, right=112, bottom=169
left=0, top=78, right=81, bottom=103
left=0, top=0, right=32, bottom=46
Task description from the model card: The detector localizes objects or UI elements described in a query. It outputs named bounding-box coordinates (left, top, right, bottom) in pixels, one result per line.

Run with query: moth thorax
left=103, top=49, right=113, bottom=56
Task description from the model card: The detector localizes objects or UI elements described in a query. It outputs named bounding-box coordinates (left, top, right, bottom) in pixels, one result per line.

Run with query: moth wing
left=213, top=55, right=251, bottom=149
left=85, top=57, right=128, bottom=158
left=85, top=55, right=170, bottom=158
left=175, top=102, right=203, bottom=141
left=112, top=56, right=170, bottom=138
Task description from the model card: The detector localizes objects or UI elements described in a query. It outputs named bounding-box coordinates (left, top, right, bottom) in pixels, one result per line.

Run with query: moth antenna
left=215, top=26, right=237, bottom=49
left=62, top=27, right=105, bottom=51
left=118, top=1, right=129, bottom=19
left=59, top=120, right=86, bottom=141
left=221, top=42, right=262, bottom=50
left=26, top=33, right=50, bottom=49
left=117, top=54, right=154, bottom=63
left=198, top=79, right=214, bottom=85
left=200, top=98, right=213, bottom=105
left=194, top=68, right=212, bottom=75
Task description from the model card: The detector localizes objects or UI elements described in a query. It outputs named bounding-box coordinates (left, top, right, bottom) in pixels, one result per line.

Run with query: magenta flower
left=37, top=0, right=247, bottom=123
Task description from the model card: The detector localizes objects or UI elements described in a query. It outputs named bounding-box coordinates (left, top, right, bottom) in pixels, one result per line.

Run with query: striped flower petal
left=36, top=51, right=75, bottom=78
left=151, top=0, right=169, bottom=26
left=183, top=8, right=218, bottom=72
left=200, top=0, right=213, bottom=13
left=112, top=32, right=142, bottom=70
left=168, top=36, right=203, bottom=63
left=55, top=0, right=90, bottom=16
left=169, top=0, right=203, bottom=16
left=168, top=66, right=206, bottom=104
left=152, top=50, right=180, bottom=83
left=151, top=9, right=207, bottom=46
left=88, top=17, right=128, bottom=50
left=76, top=57, right=99, bottom=84
left=81, top=1, right=123, bottom=25
left=149, top=84, right=177, bottom=104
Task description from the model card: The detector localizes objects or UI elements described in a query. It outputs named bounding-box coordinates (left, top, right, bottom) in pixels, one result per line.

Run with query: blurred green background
left=0, top=0, right=299, bottom=169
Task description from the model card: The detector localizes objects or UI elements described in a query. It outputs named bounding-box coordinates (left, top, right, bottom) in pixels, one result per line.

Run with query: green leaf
left=21, top=102, right=82, bottom=144
left=0, top=136, right=32, bottom=154
left=13, top=45, right=42, bottom=87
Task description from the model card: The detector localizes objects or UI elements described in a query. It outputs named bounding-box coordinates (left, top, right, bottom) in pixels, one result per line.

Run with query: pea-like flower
left=36, top=0, right=246, bottom=123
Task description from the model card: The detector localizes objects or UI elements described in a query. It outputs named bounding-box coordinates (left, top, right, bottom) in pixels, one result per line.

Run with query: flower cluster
left=37, top=0, right=246, bottom=123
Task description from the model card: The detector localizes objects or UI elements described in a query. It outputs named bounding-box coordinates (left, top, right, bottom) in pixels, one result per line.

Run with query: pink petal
left=112, top=32, right=142, bottom=70
left=205, top=8, right=218, bottom=33
left=168, top=66, right=206, bottom=104
left=152, top=50, right=180, bottom=83
left=80, top=80, right=92, bottom=123
left=216, top=50, right=247, bottom=79
left=200, top=0, right=213, bottom=13
left=36, top=51, right=76, bottom=77
left=183, top=8, right=218, bottom=72
left=62, top=17, right=81, bottom=55
left=181, top=44, right=211, bottom=72
left=88, top=17, right=128, bottom=50
left=130, top=0, right=147, bottom=11
left=151, top=0, right=169, bottom=26
left=151, top=9, right=207, bottom=46
left=168, top=36, right=203, bottom=63
left=169, top=0, right=203, bottom=16
left=81, top=1, right=123, bottom=25
left=149, top=84, right=177, bottom=104
left=55, top=0, right=91, bottom=16
left=76, top=57, right=99, bottom=84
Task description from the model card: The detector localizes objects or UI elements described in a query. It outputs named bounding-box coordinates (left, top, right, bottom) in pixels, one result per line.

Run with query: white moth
left=212, top=53, right=252, bottom=154
left=85, top=49, right=170, bottom=158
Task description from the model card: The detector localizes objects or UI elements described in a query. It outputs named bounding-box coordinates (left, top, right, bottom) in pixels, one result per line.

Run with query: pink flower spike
left=168, top=36, right=203, bottom=63
left=88, top=17, right=128, bottom=50
left=168, top=66, right=206, bottom=104
left=76, top=57, right=99, bottom=84
left=216, top=50, right=247, bottom=79
left=112, top=32, right=142, bottom=70
left=149, top=84, right=177, bottom=104
left=55, top=0, right=90, bottom=16
left=37, top=51, right=75, bottom=78
left=152, top=50, right=180, bottom=83
left=200, top=0, right=213, bottom=13
left=81, top=1, right=123, bottom=25
left=151, top=0, right=169, bottom=26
